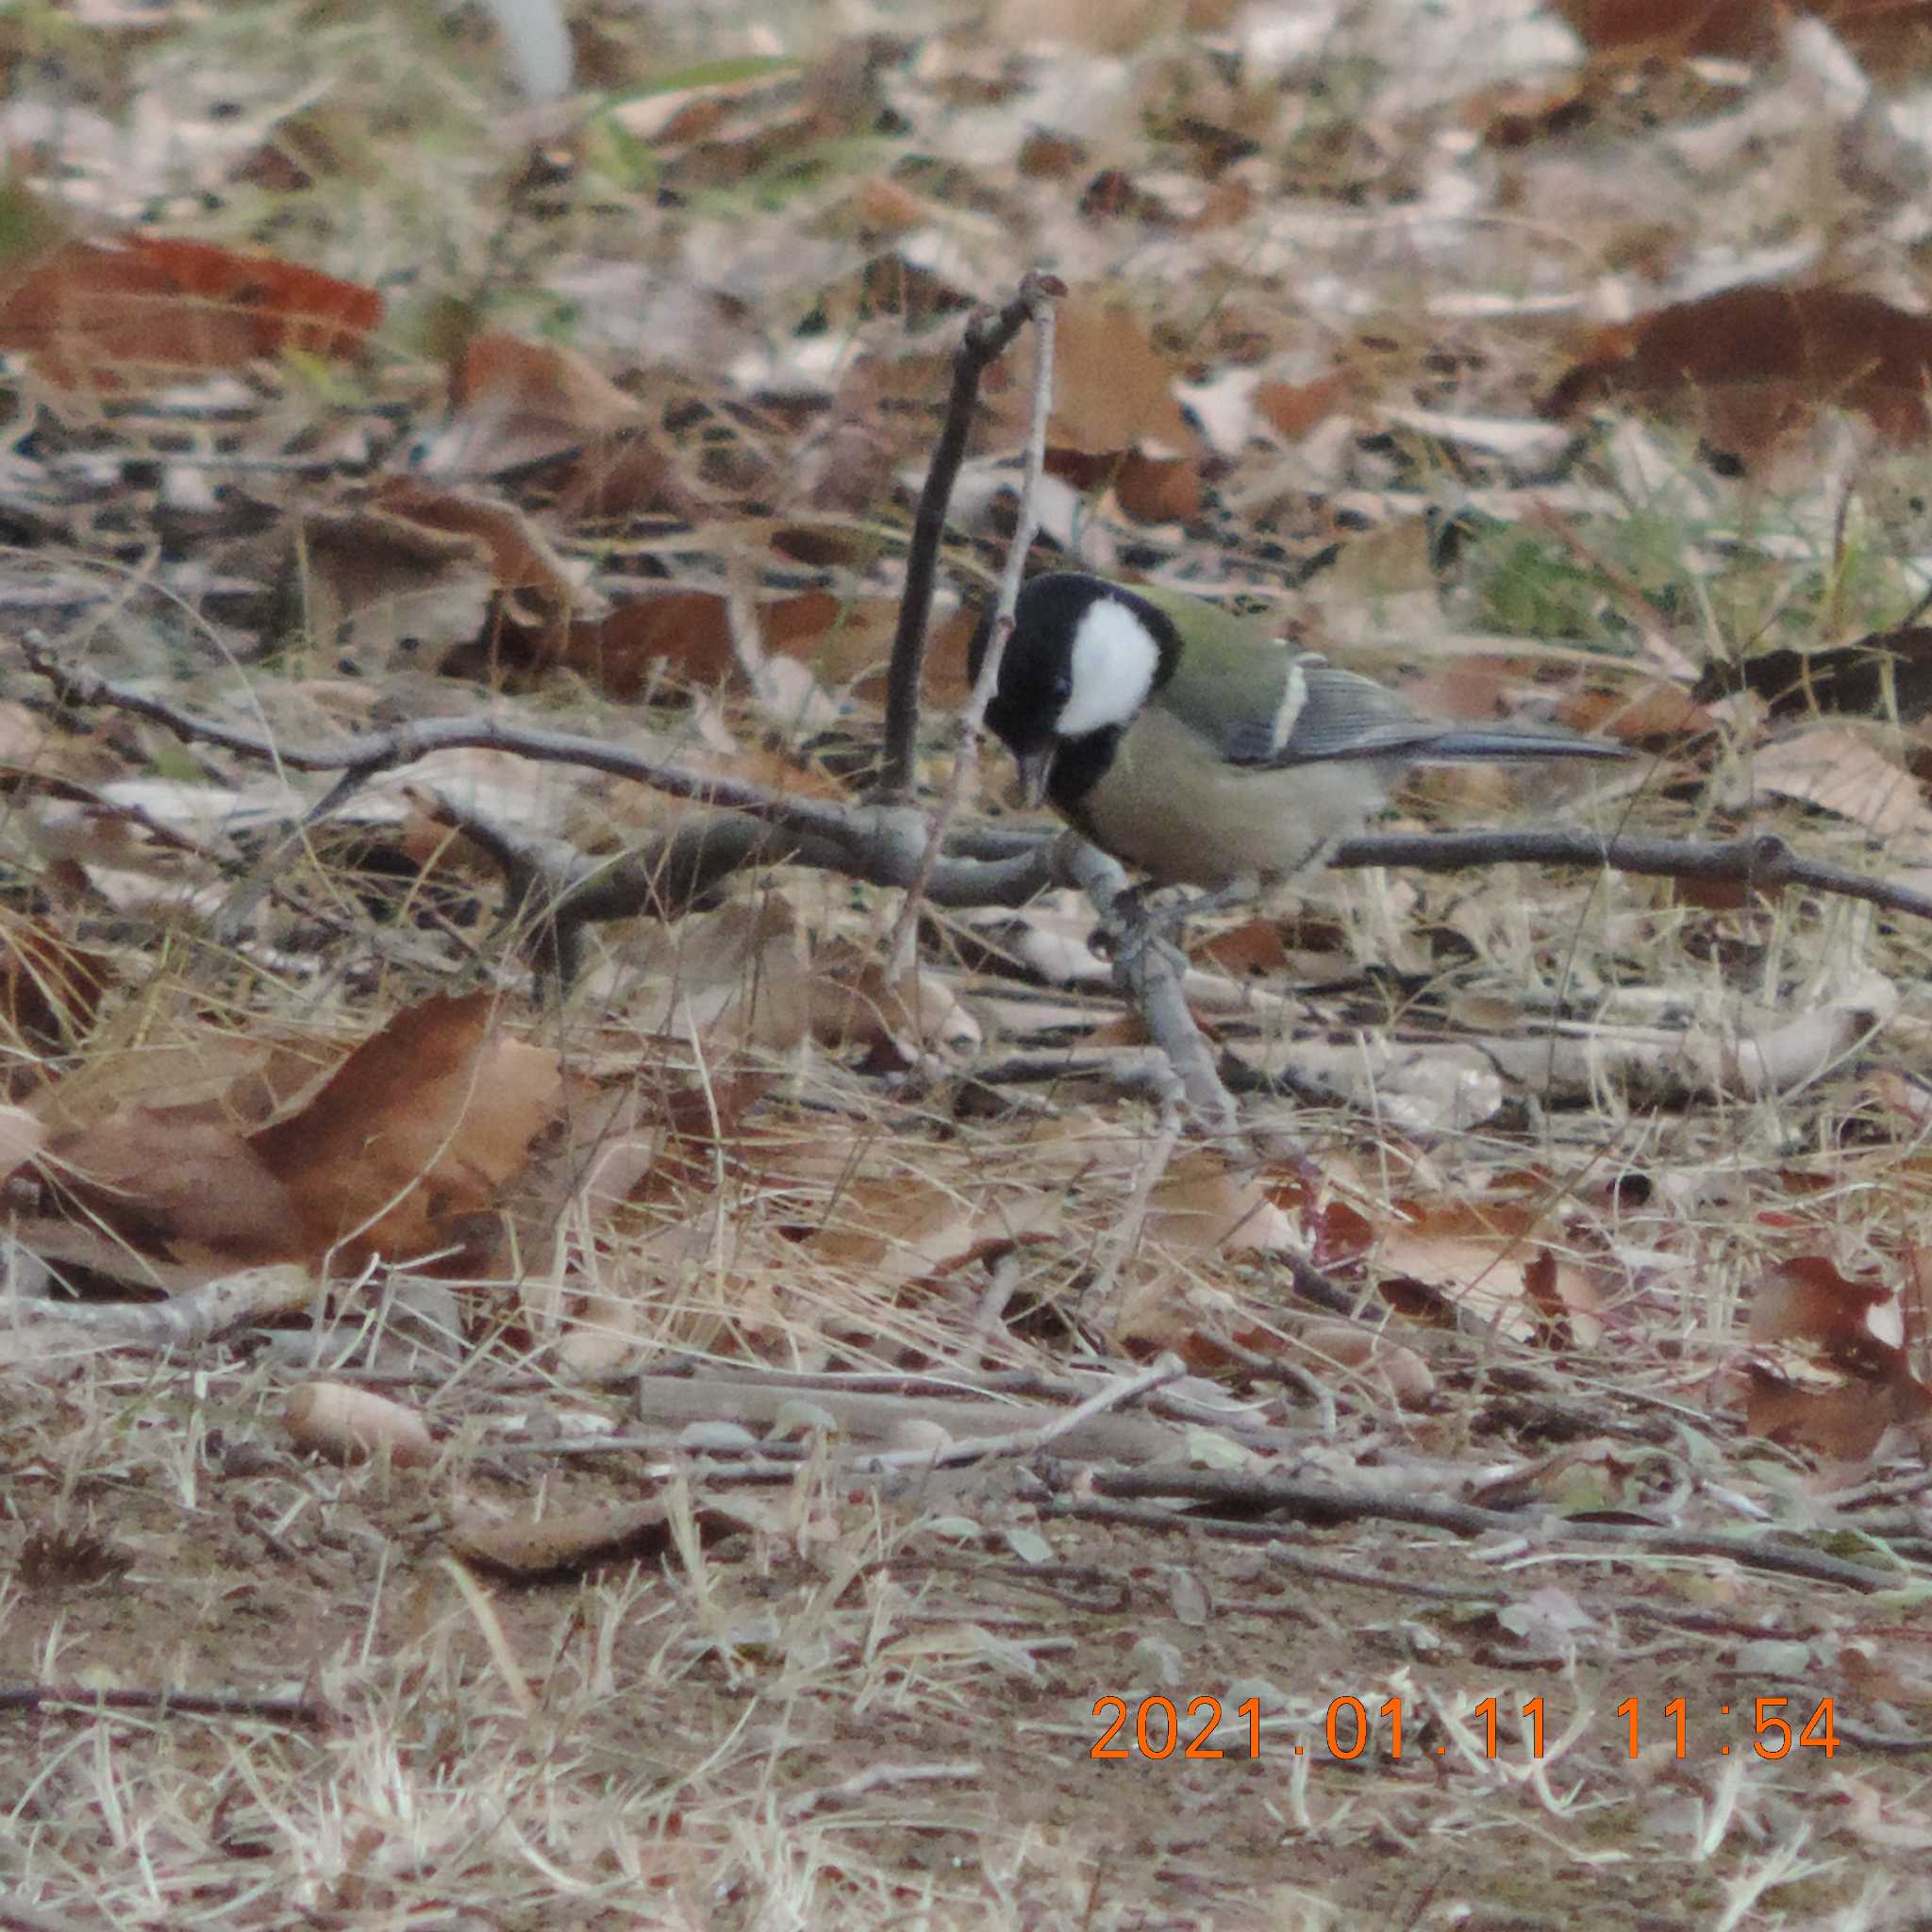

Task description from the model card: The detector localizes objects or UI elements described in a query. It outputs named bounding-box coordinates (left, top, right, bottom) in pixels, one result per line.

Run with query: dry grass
left=8, top=0, right=1932, bottom=1925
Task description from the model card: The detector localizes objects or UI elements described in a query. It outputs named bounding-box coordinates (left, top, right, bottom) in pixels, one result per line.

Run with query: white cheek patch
left=1057, top=599, right=1161, bottom=739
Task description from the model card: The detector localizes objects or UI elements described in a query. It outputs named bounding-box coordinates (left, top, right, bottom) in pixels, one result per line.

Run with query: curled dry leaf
left=285, top=1382, right=436, bottom=1468
left=1144, top=1152, right=1301, bottom=1257
left=1715, top=974, right=1898, bottom=1098
left=450, top=1498, right=675, bottom=1577
left=295, top=482, right=598, bottom=674
left=798, top=1173, right=990, bottom=1292
left=16, top=997, right=550, bottom=1283
left=432, top=326, right=648, bottom=476
left=1739, top=1255, right=1932, bottom=1461
left=623, top=895, right=812, bottom=1053
left=22, top=1110, right=303, bottom=1270
left=1373, top=1197, right=1603, bottom=1344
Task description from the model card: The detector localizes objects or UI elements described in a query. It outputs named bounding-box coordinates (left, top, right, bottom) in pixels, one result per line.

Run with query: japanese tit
left=971, top=572, right=1625, bottom=891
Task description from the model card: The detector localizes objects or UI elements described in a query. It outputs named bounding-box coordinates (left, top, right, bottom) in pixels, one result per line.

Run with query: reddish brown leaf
left=1547, top=287, right=1932, bottom=459
left=1547, top=0, right=1774, bottom=54
left=1038, top=291, right=1198, bottom=458
left=1254, top=372, right=1350, bottom=441
left=1113, top=451, right=1203, bottom=524
left=452, top=328, right=644, bottom=437
left=369, top=480, right=580, bottom=608
left=251, top=992, right=564, bottom=1267
left=1741, top=1257, right=1932, bottom=1460
left=559, top=591, right=736, bottom=694
left=0, top=221, right=378, bottom=390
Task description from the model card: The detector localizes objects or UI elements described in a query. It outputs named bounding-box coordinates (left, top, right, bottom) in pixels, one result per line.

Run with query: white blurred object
left=477, top=0, right=574, bottom=101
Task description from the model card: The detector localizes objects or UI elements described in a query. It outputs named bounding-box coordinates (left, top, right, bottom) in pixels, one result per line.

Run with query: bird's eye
left=1049, top=672, right=1073, bottom=704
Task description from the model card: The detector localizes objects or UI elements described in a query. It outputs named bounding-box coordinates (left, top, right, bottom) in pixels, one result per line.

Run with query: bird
left=970, top=571, right=1627, bottom=894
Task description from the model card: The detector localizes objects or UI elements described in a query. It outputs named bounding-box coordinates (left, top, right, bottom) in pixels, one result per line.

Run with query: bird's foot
left=1091, top=876, right=1261, bottom=958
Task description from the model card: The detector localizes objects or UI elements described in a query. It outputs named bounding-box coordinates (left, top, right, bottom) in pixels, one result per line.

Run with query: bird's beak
left=1014, top=744, right=1056, bottom=808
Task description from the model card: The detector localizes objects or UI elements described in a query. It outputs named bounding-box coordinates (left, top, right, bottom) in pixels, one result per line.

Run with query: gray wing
left=1162, top=645, right=1625, bottom=769
left=1261, top=662, right=1627, bottom=767
left=1199, top=658, right=1452, bottom=767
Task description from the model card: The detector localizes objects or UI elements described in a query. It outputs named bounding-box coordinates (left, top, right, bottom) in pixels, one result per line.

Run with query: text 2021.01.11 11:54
left=1089, top=1694, right=1839, bottom=1763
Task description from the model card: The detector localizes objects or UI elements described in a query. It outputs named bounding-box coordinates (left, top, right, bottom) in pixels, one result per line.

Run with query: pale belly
left=1067, top=707, right=1392, bottom=889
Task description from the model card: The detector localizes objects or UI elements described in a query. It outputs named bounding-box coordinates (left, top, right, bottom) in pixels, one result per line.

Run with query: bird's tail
left=1416, top=727, right=1630, bottom=763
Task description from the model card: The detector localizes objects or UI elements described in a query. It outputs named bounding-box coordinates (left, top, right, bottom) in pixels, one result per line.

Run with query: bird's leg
left=1091, top=874, right=1264, bottom=958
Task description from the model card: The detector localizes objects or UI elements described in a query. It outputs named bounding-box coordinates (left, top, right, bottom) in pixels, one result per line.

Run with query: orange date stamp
left=1090, top=1693, right=1839, bottom=1762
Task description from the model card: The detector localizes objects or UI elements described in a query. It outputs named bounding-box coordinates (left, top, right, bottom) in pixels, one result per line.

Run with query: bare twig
left=3, top=1264, right=317, bottom=1353
left=35, top=636, right=1932, bottom=941
left=1332, top=825, right=1932, bottom=924
left=884, top=272, right=1061, bottom=975
left=1058, top=839, right=1244, bottom=1139
left=877, top=272, right=1066, bottom=801
left=0, top=1683, right=327, bottom=1724
left=1066, top=1467, right=1910, bottom=1594
left=859, top=1352, right=1185, bottom=1470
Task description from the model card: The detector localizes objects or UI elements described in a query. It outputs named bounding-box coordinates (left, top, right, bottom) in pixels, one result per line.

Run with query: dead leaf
left=1740, top=1256, right=1932, bottom=1459
left=1547, top=287, right=1932, bottom=461
left=1548, top=0, right=1774, bottom=55
left=622, top=896, right=813, bottom=1054
left=1292, top=1321, right=1436, bottom=1406
left=1144, top=1152, right=1300, bottom=1257
left=808, top=941, right=980, bottom=1064
left=25, top=1109, right=302, bottom=1267
left=251, top=991, right=564, bottom=1268
left=1374, top=1198, right=1602, bottom=1342
left=0, top=192, right=378, bottom=390
left=439, top=326, right=647, bottom=474
left=1751, top=727, right=1932, bottom=841
left=1036, top=291, right=1199, bottom=458
left=561, top=590, right=737, bottom=694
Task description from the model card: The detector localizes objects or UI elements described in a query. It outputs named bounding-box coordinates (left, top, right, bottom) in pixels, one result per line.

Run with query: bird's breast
left=1061, top=706, right=1391, bottom=889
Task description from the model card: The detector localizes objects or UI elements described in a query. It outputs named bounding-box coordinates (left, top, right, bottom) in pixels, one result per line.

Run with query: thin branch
left=33, top=637, right=1932, bottom=976
left=858, top=1352, right=1184, bottom=1470
left=0, top=1682, right=327, bottom=1724
left=22, top=633, right=855, bottom=838
left=877, top=272, right=1066, bottom=801
left=1058, top=839, right=1243, bottom=1139
left=3, top=1263, right=316, bottom=1353
left=884, top=273, right=1061, bottom=975
left=1072, top=1467, right=1909, bottom=1594
left=1332, top=826, right=1932, bottom=924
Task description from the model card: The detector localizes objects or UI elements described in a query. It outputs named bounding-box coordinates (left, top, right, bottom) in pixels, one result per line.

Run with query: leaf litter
left=8, top=0, right=1932, bottom=1925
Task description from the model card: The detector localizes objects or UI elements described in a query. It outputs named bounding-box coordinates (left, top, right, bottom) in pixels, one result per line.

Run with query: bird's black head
left=970, top=574, right=1173, bottom=804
